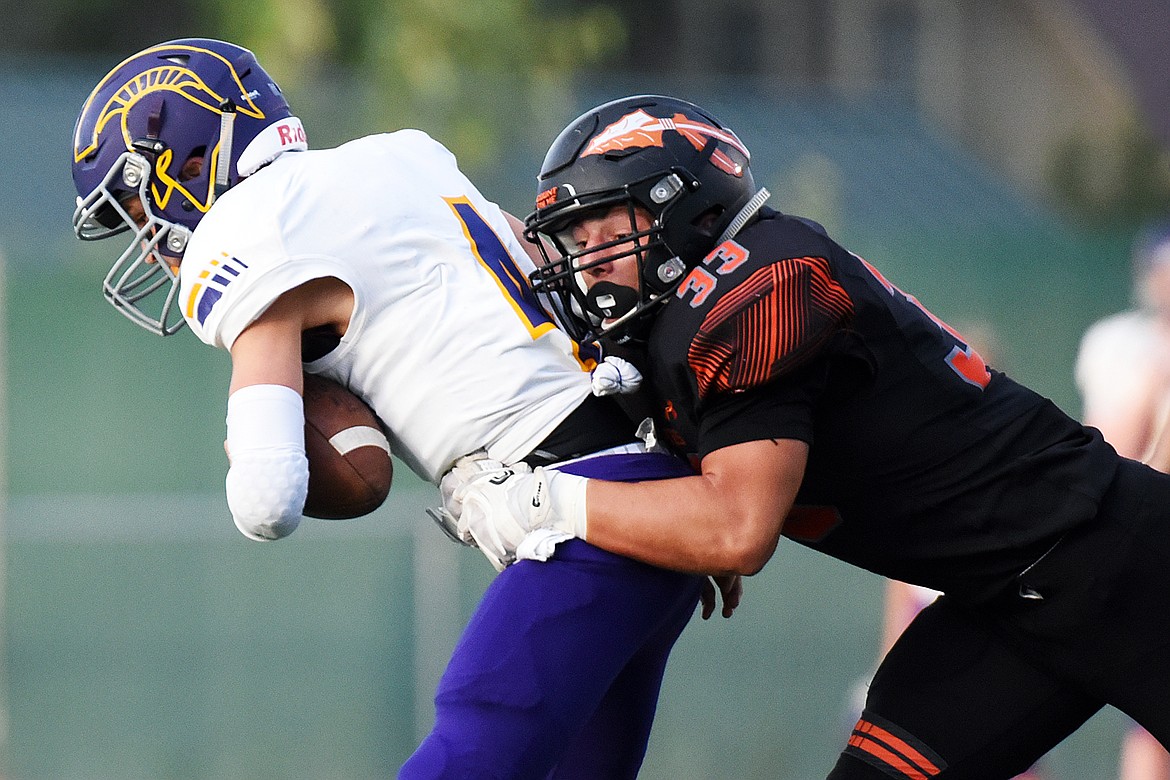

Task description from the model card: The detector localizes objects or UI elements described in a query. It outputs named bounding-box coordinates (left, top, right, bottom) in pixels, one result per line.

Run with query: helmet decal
left=74, top=44, right=270, bottom=158
left=536, top=186, right=560, bottom=210
left=582, top=109, right=749, bottom=177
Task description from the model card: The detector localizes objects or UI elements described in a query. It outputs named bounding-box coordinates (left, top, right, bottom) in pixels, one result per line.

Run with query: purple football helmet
left=71, top=38, right=306, bottom=335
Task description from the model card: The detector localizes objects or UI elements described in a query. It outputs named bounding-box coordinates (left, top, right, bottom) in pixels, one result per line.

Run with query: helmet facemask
left=73, top=148, right=192, bottom=335
left=528, top=171, right=694, bottom=343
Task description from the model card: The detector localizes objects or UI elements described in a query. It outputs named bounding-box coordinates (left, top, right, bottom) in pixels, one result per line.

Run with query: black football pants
left=827, top=458, right=1170, bottom=779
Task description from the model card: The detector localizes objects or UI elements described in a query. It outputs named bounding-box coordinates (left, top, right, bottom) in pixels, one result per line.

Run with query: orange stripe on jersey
left=687, top=256, right=853, bottom=400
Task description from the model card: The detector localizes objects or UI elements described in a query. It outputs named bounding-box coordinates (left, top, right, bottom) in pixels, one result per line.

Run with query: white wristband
left=543, top=469, right=589, bottom=541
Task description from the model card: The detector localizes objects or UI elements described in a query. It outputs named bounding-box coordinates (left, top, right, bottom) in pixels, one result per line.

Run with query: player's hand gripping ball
left=301, top=373, right=393, bottom=519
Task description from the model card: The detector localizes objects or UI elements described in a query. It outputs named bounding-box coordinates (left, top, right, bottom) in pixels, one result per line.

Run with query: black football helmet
left=525, top=95, right=761, bottom=341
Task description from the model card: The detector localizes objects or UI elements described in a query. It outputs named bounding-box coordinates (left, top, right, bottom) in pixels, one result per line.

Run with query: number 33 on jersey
left=673, top=230, right=990, bottom=397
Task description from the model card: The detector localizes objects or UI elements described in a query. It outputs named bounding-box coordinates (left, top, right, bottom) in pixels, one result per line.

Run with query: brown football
left=301, top=372, right=393, bottom=519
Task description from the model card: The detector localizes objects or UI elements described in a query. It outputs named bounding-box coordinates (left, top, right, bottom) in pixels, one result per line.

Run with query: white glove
left=590, top=355, right=643, bottom=396
left=439, top=455, right=589, bottom=571
left=435, top=453, right=506, bottom=539
left=426, top=452, right=508, bottom=549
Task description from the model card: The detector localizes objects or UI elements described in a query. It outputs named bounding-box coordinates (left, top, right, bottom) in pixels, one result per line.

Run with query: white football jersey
left=180, top=130, right=595, bottom=483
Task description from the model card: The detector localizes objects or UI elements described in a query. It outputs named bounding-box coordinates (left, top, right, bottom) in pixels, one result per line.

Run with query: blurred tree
left=3, top=0, right=623, bottom=186
left=2, top=0, right=202, bottom=56
left=202, top=0, right=625, bottom=171
left=1049, top=119, right=1170, bottom=229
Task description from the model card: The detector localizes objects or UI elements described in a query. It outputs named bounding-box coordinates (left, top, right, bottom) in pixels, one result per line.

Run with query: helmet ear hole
left=692, top=205, right=726, bottom=231
left=180, top=148, right=206, bottom=181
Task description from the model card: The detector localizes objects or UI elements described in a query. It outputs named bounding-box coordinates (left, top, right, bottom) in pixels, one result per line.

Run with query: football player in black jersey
left=442, top=95, right=1170, bottom=778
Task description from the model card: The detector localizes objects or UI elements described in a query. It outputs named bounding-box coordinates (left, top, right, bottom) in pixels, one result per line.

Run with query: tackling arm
left=449, top=437, right=807, bottom=575
left=585, top=438, right=808, bottom=575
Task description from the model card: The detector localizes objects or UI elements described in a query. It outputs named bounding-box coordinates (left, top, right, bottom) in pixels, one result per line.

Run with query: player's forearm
left=585, top=474, right=785, bottom=575
left=583, top=438, right=807, bottom=575
left=224, top=383, right=308, bottom=540
left=446, top=440, right=804, bottom=573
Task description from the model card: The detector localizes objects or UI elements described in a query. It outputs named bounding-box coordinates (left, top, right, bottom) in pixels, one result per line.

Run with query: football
left=301, top=372, right=393, bottom=519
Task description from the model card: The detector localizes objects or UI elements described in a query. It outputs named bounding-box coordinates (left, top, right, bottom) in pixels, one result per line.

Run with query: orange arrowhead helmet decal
left=581, top=109, right=750, bottom=177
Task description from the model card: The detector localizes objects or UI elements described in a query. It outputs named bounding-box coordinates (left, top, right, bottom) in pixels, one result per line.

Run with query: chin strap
left=717, top=187, right=771, bottom=245
left=213, top=99, right=237, bottom=202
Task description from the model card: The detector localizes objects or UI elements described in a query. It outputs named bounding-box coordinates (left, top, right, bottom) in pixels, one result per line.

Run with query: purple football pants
left=400, top=452, right=704, bottom=779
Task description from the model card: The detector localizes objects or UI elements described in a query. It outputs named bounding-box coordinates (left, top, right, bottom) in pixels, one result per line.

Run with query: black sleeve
left=696, top=358, right=828, bottom=458
left=686, top=255, right=853, bottom=403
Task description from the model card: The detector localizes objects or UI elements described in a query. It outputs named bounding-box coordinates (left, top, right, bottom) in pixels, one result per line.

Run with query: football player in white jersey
left=71, top=39, right=726, bottom=779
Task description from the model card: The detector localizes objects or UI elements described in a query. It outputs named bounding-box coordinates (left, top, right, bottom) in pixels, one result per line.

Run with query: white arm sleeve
left=225, top=384, right=309, bottom=541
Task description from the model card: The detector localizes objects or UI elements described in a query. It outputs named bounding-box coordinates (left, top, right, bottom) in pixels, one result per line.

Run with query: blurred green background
left=3, top=1, right=1170, bottom=778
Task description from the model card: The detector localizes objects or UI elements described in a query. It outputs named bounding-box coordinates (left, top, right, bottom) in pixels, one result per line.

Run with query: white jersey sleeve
left=179, top=164, right=357, bottom=350
left=179, top=130, right=599, bottom=484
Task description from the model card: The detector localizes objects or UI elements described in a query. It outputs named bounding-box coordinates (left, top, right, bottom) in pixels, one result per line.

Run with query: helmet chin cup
left=586, top=280, right=642, bottom=320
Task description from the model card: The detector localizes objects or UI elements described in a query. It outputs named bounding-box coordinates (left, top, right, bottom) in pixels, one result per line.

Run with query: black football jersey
left=645, top=209, right=1118, bottom=602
